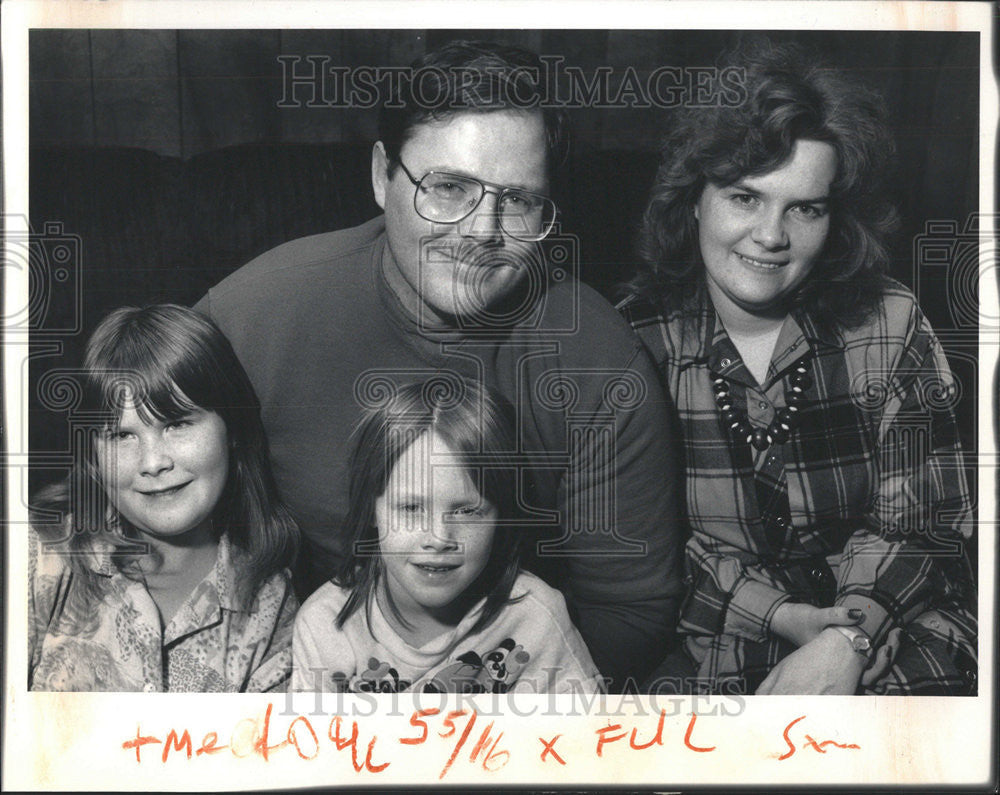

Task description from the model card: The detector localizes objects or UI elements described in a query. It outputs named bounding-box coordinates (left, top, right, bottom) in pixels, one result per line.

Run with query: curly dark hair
left=628, top=40, right=899, bottom=331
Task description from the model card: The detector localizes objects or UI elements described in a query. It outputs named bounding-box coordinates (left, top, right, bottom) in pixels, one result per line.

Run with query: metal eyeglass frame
left=392, top=156, right=558, bottom=242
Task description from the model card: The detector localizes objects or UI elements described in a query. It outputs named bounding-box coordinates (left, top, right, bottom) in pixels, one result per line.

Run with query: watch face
left=852, top=635, right=873, bottom=654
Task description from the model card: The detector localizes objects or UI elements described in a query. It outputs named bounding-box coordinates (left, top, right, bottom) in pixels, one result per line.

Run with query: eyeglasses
left=393, top=157, right=558, bottom=242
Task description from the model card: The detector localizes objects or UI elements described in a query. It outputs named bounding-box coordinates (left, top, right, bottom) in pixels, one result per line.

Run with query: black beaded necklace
left=711, top=356, right=812, bottom=451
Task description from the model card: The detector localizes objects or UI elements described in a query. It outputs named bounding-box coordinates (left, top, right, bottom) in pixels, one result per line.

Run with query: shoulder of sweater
left=536, top=278, right=645, bottom=361
left=207, top=216, right=385, bottom=300
left=543, top=276, right=629, bottom=323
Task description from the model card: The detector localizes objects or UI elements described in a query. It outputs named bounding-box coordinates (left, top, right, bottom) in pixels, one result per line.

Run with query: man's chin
left=443, top=266, right=532, bottom=325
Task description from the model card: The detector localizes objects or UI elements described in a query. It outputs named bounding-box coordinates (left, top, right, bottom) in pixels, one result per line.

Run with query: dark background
left=28, top=29, right=981, bottom=501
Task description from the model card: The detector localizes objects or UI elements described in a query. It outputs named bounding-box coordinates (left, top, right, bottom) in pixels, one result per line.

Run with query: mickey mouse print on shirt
left=330, top=638, right=531, bottom=694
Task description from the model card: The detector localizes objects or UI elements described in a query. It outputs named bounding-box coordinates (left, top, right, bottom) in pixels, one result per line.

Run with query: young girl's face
left=375, top=431, right=496, bottom=625
left=96, top=400, right=229, bottom=542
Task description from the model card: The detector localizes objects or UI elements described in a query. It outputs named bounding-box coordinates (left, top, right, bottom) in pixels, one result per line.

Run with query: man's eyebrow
left=423, top=165, right=546, bottom=194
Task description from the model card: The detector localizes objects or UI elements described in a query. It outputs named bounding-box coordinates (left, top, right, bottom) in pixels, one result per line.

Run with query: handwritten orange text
left=121, top=705, right=512, bottom=777
left=778, top=715, right=861, bottom=761
left=123, top=703, right=388, bottom=770
left=594, top=711, right=717, bottom=757
left=119, top=707, right=865, bottom=772
left=398, top=707, right=510, bottom=778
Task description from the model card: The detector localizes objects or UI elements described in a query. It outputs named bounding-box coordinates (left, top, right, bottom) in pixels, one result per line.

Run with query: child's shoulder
left=296, top=580, right=352, bottom=626
left=510, top=569, right=559, bottom=597
left=29, top=523, right=113, bottom=579
left=506, top=571, right=573, bottom=625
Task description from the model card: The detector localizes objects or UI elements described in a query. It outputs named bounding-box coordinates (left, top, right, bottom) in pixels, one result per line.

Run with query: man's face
left=372, top=110, right=550, bottom=327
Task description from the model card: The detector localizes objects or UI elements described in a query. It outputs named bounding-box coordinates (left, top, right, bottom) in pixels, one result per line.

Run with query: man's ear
left=372, top=141, right=389, bottom=210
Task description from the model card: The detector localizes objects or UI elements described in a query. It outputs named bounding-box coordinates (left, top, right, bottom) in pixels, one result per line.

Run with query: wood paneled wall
left=31, top=29, right=978, bottom=163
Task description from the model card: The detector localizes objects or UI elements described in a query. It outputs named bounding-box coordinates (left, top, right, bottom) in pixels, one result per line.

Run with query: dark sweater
left=197, top=215, right=683, bottom=687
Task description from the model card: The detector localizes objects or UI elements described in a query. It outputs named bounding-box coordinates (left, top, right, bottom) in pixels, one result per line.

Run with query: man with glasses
left=197, top=40, right=683, bottom=691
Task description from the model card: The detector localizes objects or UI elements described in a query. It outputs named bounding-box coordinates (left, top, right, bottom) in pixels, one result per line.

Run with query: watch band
left=828, top=624, right=873, bottom=659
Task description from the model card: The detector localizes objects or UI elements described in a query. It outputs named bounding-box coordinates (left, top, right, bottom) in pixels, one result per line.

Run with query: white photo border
left=2, top=1, right=996, bottom=790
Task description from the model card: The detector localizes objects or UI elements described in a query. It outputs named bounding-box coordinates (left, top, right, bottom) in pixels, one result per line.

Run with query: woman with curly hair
left=619, top=41, right=976, bottom=695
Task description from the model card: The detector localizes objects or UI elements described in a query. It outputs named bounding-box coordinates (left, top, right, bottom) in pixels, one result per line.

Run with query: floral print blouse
left=28, top=529, right=298, bottom=692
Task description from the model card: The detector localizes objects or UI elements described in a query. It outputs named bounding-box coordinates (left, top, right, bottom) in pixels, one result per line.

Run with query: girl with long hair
left=29, top=305, right=299, bottom=692
left=292, top=378, right=601, bottom=694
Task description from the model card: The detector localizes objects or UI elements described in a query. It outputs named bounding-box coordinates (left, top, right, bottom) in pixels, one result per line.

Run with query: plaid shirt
left=619, top=284, right=975, bottom=693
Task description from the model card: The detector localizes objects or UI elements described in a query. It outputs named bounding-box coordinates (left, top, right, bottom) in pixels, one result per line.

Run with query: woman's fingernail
left=849, top=609, right=864, bottom=620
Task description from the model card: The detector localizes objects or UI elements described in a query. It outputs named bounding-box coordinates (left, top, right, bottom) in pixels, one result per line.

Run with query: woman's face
left=695, top=138, right=837, bottom=322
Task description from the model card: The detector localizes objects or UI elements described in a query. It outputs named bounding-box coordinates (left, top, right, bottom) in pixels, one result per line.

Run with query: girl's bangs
left=91, top=362, right=200, bottom=427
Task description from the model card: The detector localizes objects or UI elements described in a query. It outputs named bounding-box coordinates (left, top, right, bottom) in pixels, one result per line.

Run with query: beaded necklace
left=711, top=356, right=812, bottom=451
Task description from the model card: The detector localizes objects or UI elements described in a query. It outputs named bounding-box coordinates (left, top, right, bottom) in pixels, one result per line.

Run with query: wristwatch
left=827, top=625, right=873, bottom=659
